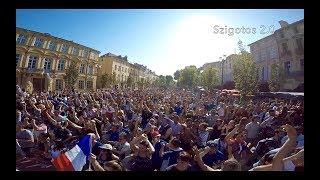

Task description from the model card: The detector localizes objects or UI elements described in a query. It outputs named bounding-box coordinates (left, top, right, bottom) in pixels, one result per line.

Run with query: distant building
left=16, top=27, right=100, bottom=92
left=274, top=19, right=304, bottom=90
left=248, top=34, right=279, bottom=82
left=97, top=53, right=157, bottom=89
left=249, top=19, right=304, bottom=90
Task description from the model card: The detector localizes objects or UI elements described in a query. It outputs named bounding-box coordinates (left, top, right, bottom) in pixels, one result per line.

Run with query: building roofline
left=247, top=34, right=275, bottom=46
left=274, top=18, right=304, bottom=33
left=16, top=27, right=101, bottom=54
left=248, top=18, right=304, bottom=47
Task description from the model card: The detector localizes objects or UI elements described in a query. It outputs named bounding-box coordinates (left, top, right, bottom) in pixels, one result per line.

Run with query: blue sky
left=16, top=9, right=304, bottom=76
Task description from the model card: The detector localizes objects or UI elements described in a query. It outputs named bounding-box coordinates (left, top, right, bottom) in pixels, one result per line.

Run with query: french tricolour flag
left=52, top=135, right=91, bottom=171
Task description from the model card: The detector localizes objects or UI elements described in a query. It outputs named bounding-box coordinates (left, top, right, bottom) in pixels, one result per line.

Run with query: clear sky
left=16, top=9, right=304, bottom=76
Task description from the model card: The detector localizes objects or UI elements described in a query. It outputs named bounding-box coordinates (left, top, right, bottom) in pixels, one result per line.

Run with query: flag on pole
left=52, top=135, right=91, bottom=171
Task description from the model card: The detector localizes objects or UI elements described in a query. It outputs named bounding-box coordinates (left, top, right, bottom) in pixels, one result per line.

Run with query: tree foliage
left=177, top=65, right=201, bottom=89
left=200, top=67, right=220, bottom=90
left=64, top=61, right=79, bottom=89
left=269, top=63, right=286, bottom=92
left=233, top=52, right=258, bottom=96
left=99, top=73, right=116, bottom=89
left=173, top=70, right=180, bottom=81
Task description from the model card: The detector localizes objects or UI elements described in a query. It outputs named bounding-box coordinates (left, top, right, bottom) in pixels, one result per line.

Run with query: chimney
left=279, top=20, right=289, bottom=28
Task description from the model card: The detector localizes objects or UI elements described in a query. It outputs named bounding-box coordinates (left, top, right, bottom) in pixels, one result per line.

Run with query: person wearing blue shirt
left=201, top=140, right=225, bottom=167
left=174, top=102, right=183, bottom=116
left=151, top=131, right=167, bottom=170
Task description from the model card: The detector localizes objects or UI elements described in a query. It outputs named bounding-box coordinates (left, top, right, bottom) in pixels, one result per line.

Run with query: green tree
left=154, top=75, right=166, bottom=87
left=64, top=61, right=79, bottom=89
left=269, top=63, right=286, bottom=92
left=201, top=67, right=220, bottom=90
left=165, top=75, right=174, bottom=86
left=233, top=52, right=258, bottom=98
left=173, top=70, right=181, bottom=81
left=177, top=65, right=201, bottom=89
left=100, top=74, right=109, bottom=89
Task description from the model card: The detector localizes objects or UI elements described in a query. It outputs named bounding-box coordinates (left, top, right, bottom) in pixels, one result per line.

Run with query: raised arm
left=89, top=153, right=105, bottom=171
left=225, top=124, right=239, bottom=144
left=272, top=124, right=297, bottom=171
left=193, top=146, right=216, bottom=171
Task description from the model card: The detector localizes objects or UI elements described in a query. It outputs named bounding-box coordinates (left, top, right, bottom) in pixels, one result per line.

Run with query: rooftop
left=16, top=27, right=101, bottom=54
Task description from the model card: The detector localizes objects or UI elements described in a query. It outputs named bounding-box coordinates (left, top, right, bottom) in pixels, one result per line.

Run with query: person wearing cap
left=97, top=143, right=119, bottom=166
left=200, top=140, right=225, bottom=168
left=151, top=130, right=167, bottom=171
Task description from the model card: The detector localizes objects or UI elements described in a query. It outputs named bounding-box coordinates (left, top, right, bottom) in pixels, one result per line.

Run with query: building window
left=48, top=41, right=57, bottom=51
left=78, top=80, right=84, bottom=89
left=86, top=81, right=93, bottom=89
left=300, top=59, right=304, bottom=70
left=57, top=59, right=65, bottom=71
left=28, top=56, right=37, bottom=69
left=55, top=79, right=63, bottom=91
left=73, top=47, right=79, bottom=56
left=282, top=43, right=289, bottom=53
left=43, top=58, right=52, bottom=71
left=79, top=64, right=85, bottom=74
left=16, top=54, right=21, bottom=67
left=83, top=50, right=89, bottom=58
left=87, top=65, right=93, bottom=75
left=279, top=31, right=284, bottom=38
left=34, top=37, right=44, bottom=48
left=284, top=61, right=291, bottom=74
left=61, top=44, right=69, bottom=53
left=115, top=65, right=117, bottom=71
left=293, top=26, right=299, bottom=34
left=16, top=34, right=27, bottom=45
left=296, top=38, right=303, bottom=50
left=118, top=66, right=121, bottom=71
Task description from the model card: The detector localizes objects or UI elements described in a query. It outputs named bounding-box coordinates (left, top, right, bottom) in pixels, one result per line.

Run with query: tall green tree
left=173, top=70, right=181, bottom=81
left=100, top=74, right=109, bottom=89
left=177, top=65, right=201, bottom=89
left=64, top=61, right=79, bottom=89
left=269, top=63, right=286, bottom=92
left=233, top=52, right=258, bottom=97
left=201, top=67, right=220, bottom=90
left=165, top=75, right=174, bottom=86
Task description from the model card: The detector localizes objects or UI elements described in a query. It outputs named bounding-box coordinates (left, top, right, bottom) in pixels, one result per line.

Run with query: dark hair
left=178, top=151, right=191, bottom=162
left=119, top=132, right=127, bottom=140
left=139, top=140, right=148, bottom=146
left=171, top=138, right=181, bottom=148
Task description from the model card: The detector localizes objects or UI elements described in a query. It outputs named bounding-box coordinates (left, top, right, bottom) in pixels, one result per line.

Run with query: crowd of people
left=16, top=85, right=304, bottom=171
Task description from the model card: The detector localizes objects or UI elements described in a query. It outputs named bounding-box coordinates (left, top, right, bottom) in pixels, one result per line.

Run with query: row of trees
left=171, top=40, right=286, bottom=97
left=173, top=65, right=220, bottom=91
